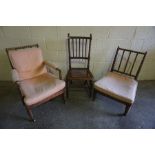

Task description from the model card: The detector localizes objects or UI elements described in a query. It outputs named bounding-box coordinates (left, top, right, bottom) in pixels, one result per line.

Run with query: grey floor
left=0, top=80, right=155, bottom=129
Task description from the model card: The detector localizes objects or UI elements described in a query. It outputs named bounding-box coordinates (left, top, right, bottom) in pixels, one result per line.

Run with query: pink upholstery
left=94, top=72, right=138, bottom=104
left=8, top=47, right=65, bottom=107
left=8, top=47, right=47, bottom=81
left=18, top=73, right=65, bottom=106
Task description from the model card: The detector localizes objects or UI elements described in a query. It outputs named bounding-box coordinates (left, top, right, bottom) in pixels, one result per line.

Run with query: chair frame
left=6, top=44, right=65, bottom=122
left=93, top=46, right=147, bottom=115
left=66, top=33, right=94, bottom=97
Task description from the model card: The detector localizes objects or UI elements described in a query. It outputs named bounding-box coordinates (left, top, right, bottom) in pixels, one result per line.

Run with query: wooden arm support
left=44, top=61, right=62, bottom=80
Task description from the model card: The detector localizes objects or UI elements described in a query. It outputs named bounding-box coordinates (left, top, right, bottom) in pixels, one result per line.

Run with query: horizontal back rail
left=118, top=47, right=146, bottom=54
left=6, top=44, right=39, bottom=69
left=70, top=57, right=88, bottom=59
left=6, top=44, right=39, bottom=52
left=68, top=36, right=91, bottom=39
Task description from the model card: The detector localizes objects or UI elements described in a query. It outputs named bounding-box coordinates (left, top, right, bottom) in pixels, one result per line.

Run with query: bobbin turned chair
left=66, top=33, right=94, bottom=97
left=93, top=46, right=147, bottom=115
left=6, top=44, right=66, bottom=122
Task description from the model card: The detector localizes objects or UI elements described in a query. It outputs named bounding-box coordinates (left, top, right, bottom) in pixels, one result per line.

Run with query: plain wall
left=0, top=26, right=155, bottom=81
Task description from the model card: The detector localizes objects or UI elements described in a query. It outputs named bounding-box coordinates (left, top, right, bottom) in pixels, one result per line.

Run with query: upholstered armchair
left=93, top=47, right=147, bottom=115
left=6, top=44, right=66, bottom=122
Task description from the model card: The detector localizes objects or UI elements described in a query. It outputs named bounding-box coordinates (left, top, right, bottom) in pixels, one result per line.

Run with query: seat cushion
left=17, top=73, right=65, bottom=106
left=94, top=72, right=138, bottom=104
left=8, top=47, right=47, bottom=81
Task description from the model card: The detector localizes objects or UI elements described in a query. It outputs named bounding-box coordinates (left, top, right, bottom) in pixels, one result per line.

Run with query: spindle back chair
left=66, top=34, right=94, bottom=97
left=93, top=46, right=147, bottom=115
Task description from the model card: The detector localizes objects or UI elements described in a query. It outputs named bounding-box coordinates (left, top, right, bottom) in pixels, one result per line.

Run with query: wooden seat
left=66, top=34, right=94, bottom=97
left=93, top=46, right=147, bottom=116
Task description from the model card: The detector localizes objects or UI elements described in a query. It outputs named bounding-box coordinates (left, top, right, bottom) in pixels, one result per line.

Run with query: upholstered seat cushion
left=17, top=73, right=65, bottom=106
left=94, top=72, right=138, bottom=104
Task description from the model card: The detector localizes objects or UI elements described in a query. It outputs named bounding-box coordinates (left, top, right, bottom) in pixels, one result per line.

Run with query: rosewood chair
left=66, top=33, right=94, bottom=97
left=6, top=44, right=66, bottom=122
left=93, top=46, right=147, bottom=115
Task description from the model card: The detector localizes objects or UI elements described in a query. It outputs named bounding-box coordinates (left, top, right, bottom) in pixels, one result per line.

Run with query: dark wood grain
left=111, top=46, right=147, bottom=80
left=94, top=46, right=147, bottom=116
left=66, top=34, right=94, bottom=98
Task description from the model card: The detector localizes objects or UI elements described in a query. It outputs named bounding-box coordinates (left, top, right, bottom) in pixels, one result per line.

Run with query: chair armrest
left=11, top=69, right=20, bottom=82
left=44, top=61, right=62, bottom=80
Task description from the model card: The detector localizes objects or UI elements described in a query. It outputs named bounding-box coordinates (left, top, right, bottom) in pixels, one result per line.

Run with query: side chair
left=93, top=46, right=147, bottom=115
left=6, top=44, right=66, bottom=122
left=66, top=33, right=94, bottom=97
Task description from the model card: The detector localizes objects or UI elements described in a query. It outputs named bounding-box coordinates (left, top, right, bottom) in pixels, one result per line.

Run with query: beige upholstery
left=18, top=73, right=65, bottom=106
left=8, top=47, right=47, bottom=81
left=94, top=72, right=138, bottom=104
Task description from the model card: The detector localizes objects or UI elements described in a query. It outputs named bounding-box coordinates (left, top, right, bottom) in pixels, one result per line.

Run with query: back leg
left=25, top=106, right=36, bottom=122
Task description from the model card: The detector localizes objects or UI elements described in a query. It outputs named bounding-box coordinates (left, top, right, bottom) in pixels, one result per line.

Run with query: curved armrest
left=44, top=61, right=62, bottom=80
left=11, top=69, right=20, bottom=82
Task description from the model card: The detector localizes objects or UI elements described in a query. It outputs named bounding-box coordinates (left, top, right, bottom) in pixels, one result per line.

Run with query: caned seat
left=66, top=34, right=94, bottom=97
left=67, top=68, right=93, bottom=80
left=94, top=72, right=138, bottom=104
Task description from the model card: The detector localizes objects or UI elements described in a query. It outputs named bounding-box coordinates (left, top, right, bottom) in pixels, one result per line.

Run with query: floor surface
left=0, top=81, right=155, bottom=129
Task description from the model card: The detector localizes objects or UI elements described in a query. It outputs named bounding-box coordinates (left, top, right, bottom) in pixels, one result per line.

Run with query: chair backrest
left=111, top=46, right=147, bottom=80
left=6, top=44, right=47, bottom=81
left=67, top=33, right=92, bottom=69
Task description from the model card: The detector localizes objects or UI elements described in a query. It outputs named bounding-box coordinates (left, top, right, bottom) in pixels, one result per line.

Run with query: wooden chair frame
left=66, top=34, right=94, bottom=97
left=6, top=44, right=65, bottom=122
left=93, top=46, right=147, bottom=115
left=111, top=46, right=147, bottom=80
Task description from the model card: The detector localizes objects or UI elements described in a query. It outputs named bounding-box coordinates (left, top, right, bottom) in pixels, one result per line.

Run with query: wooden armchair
left=6, top=44, right=66, bottom=122
left=93, top=46, right=147, bottom=115
left=66, top=34, right=94, bottom=97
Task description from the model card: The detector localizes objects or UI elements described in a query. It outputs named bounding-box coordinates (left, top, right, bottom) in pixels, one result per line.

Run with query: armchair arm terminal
left=44, top=61, right=62, bottom=80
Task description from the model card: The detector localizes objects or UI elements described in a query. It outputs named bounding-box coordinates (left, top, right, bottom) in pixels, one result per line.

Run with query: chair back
left=6, top=44, right=47, bottom=81
left=111, top=46, right=147, bottom=80
left=67, top=33, right=92, bottom=69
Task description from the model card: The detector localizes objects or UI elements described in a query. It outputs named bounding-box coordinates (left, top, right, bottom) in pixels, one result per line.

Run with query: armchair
left=6, top=44, right=66, bottom=122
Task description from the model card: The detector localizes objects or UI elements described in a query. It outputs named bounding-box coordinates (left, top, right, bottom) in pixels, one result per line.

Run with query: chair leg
left=84, top=80, right=87, bottom=85
left=85, top=80, right=92, bottom=97
left=25, top=106, right=35, bottom=122
left=66, top=79, right=69, bottom=98
left=92, top=88, right=97, bottom=101
left=123, top=105, right=131, bottom=116
left=89, top=80, right=93, bottom=98
left=62, top=92, right=66, bottom=104
left=87, top=80, right=93, bottom=97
